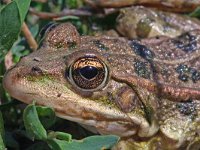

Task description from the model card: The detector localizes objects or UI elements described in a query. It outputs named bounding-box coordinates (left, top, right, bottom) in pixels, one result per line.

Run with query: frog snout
left=3, top=65, right=28, bottom=97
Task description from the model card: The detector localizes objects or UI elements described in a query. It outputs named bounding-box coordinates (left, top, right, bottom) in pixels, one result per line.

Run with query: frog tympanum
left=3, top=6, right=200, bottom=150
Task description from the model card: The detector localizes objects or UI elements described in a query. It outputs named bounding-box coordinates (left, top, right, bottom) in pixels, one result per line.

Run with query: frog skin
left=3, top=23, right=200, bottom=149
left=84, top=0, right=200, bottom=12
left=116, top=6, right=200, bottom=39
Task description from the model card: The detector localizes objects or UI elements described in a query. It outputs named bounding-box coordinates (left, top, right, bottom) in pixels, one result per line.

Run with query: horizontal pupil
left=79, top=66, right=98, bottom=80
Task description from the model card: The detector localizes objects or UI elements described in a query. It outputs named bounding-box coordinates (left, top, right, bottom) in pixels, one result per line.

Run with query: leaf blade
left=48, top=135, right=119, bottom=150
left=15, top=0, right=31, bottom=23
left=0, top=1, right=21, bottom=52
left=0, top=111, right=5, bottom=150
left=0, top=0, right=31, bottom=62
left=23, top=103, right=47, bottom=140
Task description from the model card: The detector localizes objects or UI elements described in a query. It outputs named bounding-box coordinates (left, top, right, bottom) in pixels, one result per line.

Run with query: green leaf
left=48, top=131, right=72, bottom=142
left=15, top=0, right=31, bottom=23
left=23, top=103, right=47, bottom=140
left=0, top=112, right=5, bottom=150
left=47, top=135, right=119, bottom=150
left=0, top=111, right=4, bottom=137
left=36, top=106, right=56, bottom=129
left=0, top=2, right=21, bottom=53
left=0, top=134, right=5, bottom=150
left=189, top=7, right=200, bottom=18
left=0, top=0, right=31, bottom=62
left=66, top=0, right=78, bottom=8
left=47, top=139, right=61, bottom=150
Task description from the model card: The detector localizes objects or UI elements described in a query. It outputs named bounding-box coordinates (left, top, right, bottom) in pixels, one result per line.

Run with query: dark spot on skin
left=178, top=74, right=189, bottom=82
left=176, top=64, right=189, bottom=82
left=93, top=40, right=109, bottom=51
left=176, top=101, right=196, bottom=116
left=31, top=66, right=43, bottom=75
left=67, top=41, right=77, bottom=50
left=62, top=55, right=68, bottom=59
left=191, top=70, right=200, bottom=83
left=134, top=61, right=150, bottom=79
left=173, top=33, right=197, bottom=53
left=130, top=41, right=155, bottom=60
left=54, top=42, right=63, bottom=49
left=189, top=67, right=196, bottom=74
left=175, top=64, right=199, bottom=83
left=176, top=64, right=189, bottom=74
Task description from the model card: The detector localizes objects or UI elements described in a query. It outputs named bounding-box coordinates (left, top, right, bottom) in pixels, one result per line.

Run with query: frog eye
left=68, top=56, right=109, bottom=91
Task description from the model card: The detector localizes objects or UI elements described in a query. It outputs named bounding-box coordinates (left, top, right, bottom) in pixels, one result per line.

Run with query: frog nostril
left=31, top=66, right=43, bottom=75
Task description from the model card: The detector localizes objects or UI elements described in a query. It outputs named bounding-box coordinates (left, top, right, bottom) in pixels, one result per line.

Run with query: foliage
left=0, top=112, right=5, bottom=150
left=0, top=0, right=31, bottom=62
left=189, top=7, right=200, bottom=17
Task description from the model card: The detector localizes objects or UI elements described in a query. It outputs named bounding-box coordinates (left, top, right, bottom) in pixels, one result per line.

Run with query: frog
left=3, top=20, right=200, bottom=149
left=116, top=6, right=200, bottom=39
